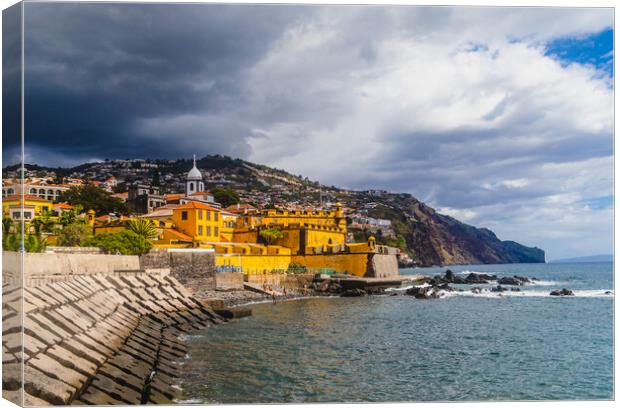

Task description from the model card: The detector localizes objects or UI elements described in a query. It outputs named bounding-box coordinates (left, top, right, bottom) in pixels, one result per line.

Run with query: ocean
left=178, top=262, right=614, bottom=403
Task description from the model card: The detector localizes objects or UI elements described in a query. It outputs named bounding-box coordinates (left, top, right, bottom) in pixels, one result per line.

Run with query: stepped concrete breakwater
left=2, top=250, right=228, bottom=406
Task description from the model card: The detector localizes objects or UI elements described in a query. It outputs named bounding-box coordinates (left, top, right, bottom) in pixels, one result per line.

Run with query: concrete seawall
left=2, top=251, right=225, bottom=406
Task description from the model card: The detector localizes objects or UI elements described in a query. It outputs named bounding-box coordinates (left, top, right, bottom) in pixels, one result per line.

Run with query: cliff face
left=389, top=199, right=545, bottom=267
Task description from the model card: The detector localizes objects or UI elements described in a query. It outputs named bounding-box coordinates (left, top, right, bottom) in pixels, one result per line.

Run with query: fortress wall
left=214, top=272, right=244, bottom=290
left=367, top=254, right=400, bottom=278
left=3, top=252, right=141, bottom=279
left=2, top=251, right=224, bottom=406
left=169, top=252, right=216, bottom=293
left=292, top=253, right=369, bottom=277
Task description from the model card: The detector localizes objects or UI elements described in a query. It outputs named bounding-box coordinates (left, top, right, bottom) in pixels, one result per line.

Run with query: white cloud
left=239, top=7, right=612, bottom=259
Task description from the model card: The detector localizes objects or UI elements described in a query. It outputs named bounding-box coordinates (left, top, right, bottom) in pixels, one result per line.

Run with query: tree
left=30, top=211, right=55, bottom=235
left=59, top=185, right=128, bottom=216
left=259, top=227, right=283, bottom=245
left=24, top=234, right=47, bottom=252
left=85, top=231, right=152, bottom=255
left=151, top=170, right=161, bottom=187
left=58, top=205, right=84, bottom=227
left=57, top=223, right=93, bottom=246
left=2, top=234, right=20, bottom=251
left=210, top=187, right=240, bottom=207
left=2, top=233, right=46, bottom=252
left=112, top=182, right=128, bottom=194
left=2, top=217, right=14, bottom=235
left=125, top=218, right=158, bottom=240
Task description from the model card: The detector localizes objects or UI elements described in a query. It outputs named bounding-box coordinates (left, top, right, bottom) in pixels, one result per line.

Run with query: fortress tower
left=186, top=154, right=204, bottom=196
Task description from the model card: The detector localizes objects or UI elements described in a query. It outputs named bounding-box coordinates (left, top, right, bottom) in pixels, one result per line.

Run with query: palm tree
left=125, top=218, right=158, bottom=240
left=2, top=217, right=14, bottom=235
left=24, top=234, right=47, bottom=253
left=2, top=233, right=21, bottom=251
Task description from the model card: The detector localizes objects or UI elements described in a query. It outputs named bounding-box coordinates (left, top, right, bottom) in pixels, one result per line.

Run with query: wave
left=441, top=289, right=613, bottom=299
left=525, top=280, right=563, bottom=286
left=458, top=270, right=490, bottom=275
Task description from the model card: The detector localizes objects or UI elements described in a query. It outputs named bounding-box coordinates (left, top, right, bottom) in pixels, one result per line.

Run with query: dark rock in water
left=405, top=286, right=444, bottom=299
left=471, top=287, right=483, bottom=294
left=550, top=288, right=574, bottom=296
left=214, top=307, right=252, bottom=319
left=390, top=292, right=399, bottom=296
left=497, top=277, right=523, bottom=286
left=437, top=283, right=454, bottom=291
left=452, top=275, right=466, bottom=284
left=366, top=287, right=386, bottom=295
left=605, top=291, right=612, bottom=295
left=340, top=288, right=367, bottom=297
left=445, top=269, right=455, bottom=281
left=510, top=287, right=521, bottom=292
left=490, top=285, right=506, bottom=292
left=463, top=273, right=495, bottom=284
left=327, top=282, right=343, bottom=293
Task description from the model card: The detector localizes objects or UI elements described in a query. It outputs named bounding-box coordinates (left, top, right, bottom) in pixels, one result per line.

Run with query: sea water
left=179, top=262, right=613, bottom=403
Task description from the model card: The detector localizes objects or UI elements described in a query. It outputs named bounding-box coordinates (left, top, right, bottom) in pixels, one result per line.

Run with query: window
left=24, top=212, right=32, bottom=220
left=30, top=188, right=36, bottom=194
left=214, top=212, right=219, bottom=221
left=39, top=189, right=45, bottom=195
left=189, top=182, right=194, bottom=191
left=206, top=211, right=211, bottom=221
left=12, top=212, right=20, bottom=219
left=198, top=226, right=203, bottom=236
left=214, top=227, right=219, bottom=237
left=198, top=210, right=203, bottom=220
left=181, top=211, right=188, bottom=220
left=206, top=226, right=211, bottom=236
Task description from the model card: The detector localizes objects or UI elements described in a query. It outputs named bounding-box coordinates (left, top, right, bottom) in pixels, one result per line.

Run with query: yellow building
left=2, top=195, right=54, bottom=222
left=171, top=201, right=222, bottom=243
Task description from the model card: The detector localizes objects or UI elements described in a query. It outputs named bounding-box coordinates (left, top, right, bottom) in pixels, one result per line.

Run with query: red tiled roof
left=54, top=203, right=73, bottom=209
left=175, top=201, right=220, bottom=211
left=189, top=191, right=212, bottom=196
left=3, top=194, right=52, bottom=203
left=164, top=193, right=184, bottom=199
left=224, top=204, right=257, bottom=213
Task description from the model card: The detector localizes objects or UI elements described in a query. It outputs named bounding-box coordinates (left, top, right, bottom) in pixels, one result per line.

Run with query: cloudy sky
left=8, top=4, right=615, bottom=260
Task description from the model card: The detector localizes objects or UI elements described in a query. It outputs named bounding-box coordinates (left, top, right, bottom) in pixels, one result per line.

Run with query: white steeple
left=186, top=154, right=204, bottom=196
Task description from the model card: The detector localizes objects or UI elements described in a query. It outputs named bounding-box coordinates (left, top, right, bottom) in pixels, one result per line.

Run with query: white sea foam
left=525, top=280, right=561, bottom=286
left=458, top=270, right=489, bottom=275
left=441, top=289, right=613, bottom=299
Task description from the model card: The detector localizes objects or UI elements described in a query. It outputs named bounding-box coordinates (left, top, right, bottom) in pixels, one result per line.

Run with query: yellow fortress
left=92, top=157, right=399, bottom=278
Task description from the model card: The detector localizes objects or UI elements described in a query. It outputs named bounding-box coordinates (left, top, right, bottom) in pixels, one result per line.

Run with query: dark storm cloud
left=23, top=2, right=311, bottom=163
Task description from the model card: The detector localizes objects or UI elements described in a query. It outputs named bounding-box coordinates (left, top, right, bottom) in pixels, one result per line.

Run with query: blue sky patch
left=545, top=28, right=613, bottom=76
left=582, top=195, right=614, bottom=210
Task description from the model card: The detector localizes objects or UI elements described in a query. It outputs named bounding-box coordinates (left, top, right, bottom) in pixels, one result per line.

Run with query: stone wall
left=366, top=254, right=400, bottom=278
left=3, top=252, right=141, bottom=279
left=214, top=272, right=244, bottom=291
left=1, top=251, right=224, bottom=406
left=169, top=251, right=216, bottom=293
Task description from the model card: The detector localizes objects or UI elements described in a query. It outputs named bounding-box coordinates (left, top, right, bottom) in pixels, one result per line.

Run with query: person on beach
left=272, top=292, right=276, bottom=303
